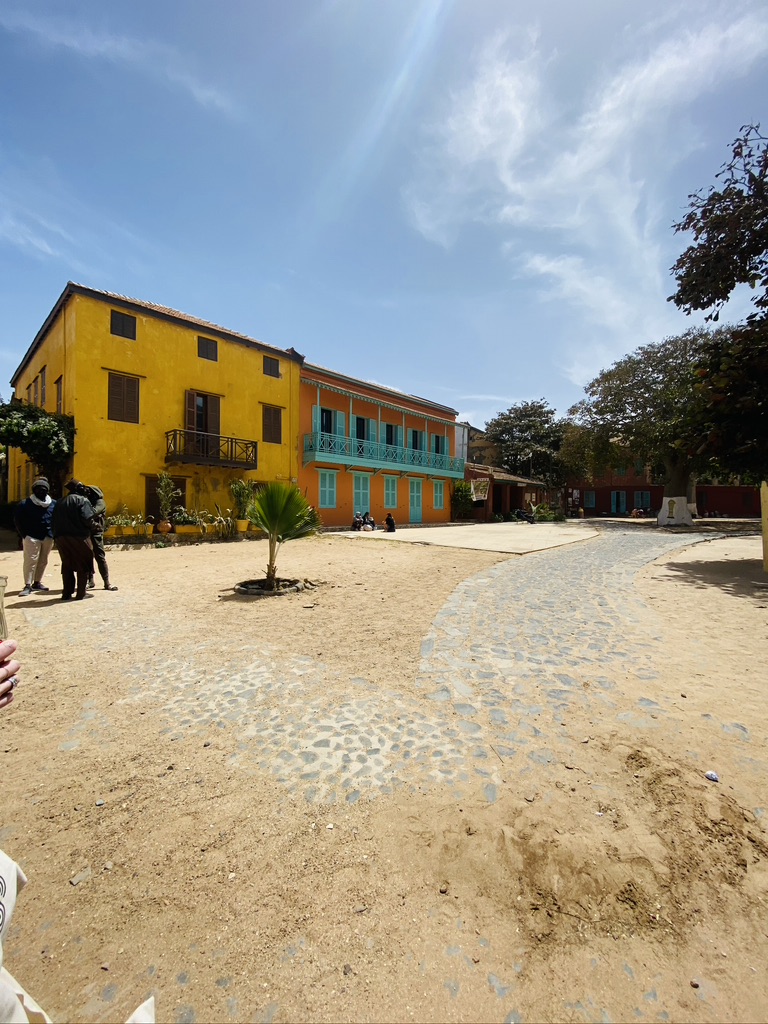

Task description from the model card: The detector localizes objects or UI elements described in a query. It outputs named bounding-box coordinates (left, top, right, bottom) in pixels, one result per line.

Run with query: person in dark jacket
left=51, top=480, right=96, bottom=601
left=13, top=477, right=56, bottom=596
left=384, top=512, right=396, bottom=532
left=80, top=483, right=118, bottom=591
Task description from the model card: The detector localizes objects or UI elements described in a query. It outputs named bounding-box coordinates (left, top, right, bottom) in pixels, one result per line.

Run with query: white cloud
left=405, top=10, right=768, bottom=383
left=0, top=9, right=240, bottom=117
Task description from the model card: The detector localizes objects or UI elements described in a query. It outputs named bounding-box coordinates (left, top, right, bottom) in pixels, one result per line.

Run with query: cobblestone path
left=60, top=528, right=722, bottom=805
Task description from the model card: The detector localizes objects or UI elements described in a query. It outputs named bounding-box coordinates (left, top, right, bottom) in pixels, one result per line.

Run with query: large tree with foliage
left=670, top=124, right=768, bottom=325
left=484, top=399, right=566, bottom=486
left=0, top=402, right=75, bottom=494
left=690, top=322, right=768, bottom=480
left=569, top=328, right=722, bottom=501
left=670, top=124, right=768, bottom=483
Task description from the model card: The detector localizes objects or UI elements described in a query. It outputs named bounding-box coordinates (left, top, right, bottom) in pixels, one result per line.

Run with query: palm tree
left=246, top=481, right=322, bottom=589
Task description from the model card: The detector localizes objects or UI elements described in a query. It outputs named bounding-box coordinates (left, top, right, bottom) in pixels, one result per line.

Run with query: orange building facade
left=299, top=364, right=465, bottom=528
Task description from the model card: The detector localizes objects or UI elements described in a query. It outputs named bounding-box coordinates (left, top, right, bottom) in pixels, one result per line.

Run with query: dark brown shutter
left=185, top=390, right=196, bottom=432
left=208, top=395, right=220, bottom=435
left=125, top=376, right=139, bottom=422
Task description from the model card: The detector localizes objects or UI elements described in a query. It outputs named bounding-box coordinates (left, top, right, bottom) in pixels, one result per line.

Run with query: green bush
left=451, top=480, right=474, bottom=520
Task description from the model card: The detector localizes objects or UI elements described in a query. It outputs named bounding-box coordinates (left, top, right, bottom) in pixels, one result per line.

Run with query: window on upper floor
left=263, top=355, right=280, bottom=378
left=39, top=366, right=46, bottom=407
left=108, top=372, right=140, bottom=423
left=263, top=405, right=282, bottom=444
left=185, top=390, right=220, bottom=435
left=55, top=376, right=63, bottom=414
left=431, top=434, right=446, bottom=455
left=26, top=383, right=32, bottom=404
left=111, top=310, right=137, bottom=340
left=32, top=376, right=39, bottom=406
left=197, top=336, right=218, bottom=361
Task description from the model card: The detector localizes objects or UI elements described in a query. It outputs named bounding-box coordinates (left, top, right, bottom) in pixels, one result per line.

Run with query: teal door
left=409, top=479, right=422, bottom=523
left=611, top=490, right=626, bottom=514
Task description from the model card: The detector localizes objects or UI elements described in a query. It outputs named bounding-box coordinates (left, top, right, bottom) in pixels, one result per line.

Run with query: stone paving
left=58, top=527, right=746, bottom=809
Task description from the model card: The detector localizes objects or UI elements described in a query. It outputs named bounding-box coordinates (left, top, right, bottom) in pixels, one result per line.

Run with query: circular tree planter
left=235, top=578, right=305, bottom=598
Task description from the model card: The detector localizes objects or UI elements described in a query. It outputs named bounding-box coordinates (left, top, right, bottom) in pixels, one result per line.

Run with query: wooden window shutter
left=185, top=391, right=196, bottom=432
left=208, top=395, right=220, bottom=435
left=124, top=376, right=139, bottom=422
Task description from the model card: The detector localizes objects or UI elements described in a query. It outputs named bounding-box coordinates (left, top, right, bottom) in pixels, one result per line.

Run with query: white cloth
left=0, top=850, right=155, bottom=1023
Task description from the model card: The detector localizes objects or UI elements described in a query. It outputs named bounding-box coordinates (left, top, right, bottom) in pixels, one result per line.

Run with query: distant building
left=299, top=364, right=464, bottom=527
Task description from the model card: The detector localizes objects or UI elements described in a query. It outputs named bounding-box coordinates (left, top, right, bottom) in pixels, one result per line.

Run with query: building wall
left=298, top=370, right=458, bottom=528
left=10, top=291, right=301, bottom=516
left=566, top=481, right=760, bottom=517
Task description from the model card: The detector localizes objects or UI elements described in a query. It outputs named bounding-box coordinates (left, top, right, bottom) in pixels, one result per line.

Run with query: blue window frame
left=584, top=490, right=596, bottom=508
left=384, top=476, right=398, bottom=508
left=319, top=470, right=337, bottom=508
left=633, top=490, right=650, bottom=509
left=433, top=480, right=444, bottom=510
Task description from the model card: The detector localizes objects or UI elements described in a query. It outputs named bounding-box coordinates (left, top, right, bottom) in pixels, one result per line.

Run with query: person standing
left=13, top=477, right=56, bottom=596
left=81, top=483, right=118, bottom=591
left=51, top=480, right=96, bottom=601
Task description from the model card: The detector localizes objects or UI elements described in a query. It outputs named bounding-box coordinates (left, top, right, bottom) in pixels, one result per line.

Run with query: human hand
left=0, top=639, right=21, bottom=710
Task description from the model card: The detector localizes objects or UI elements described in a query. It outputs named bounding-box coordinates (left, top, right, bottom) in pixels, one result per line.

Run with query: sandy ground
left=0, top=529, right=767, bottom=1023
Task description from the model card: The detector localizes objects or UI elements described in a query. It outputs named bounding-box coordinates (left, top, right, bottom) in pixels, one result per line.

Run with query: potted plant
left=230, top=478, right=255, bottom=533
left=105, top=504, right=135, bottom=537
left=132, top=512, right=154, bottom=537
left=156, top=471, right=181, bottom=534
left=172, top=505, right=204, bottom=536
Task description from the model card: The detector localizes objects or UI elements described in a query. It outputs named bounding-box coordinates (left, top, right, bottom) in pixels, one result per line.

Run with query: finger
left=0, top=692, right=15, bottom=709
left=0, top=639, right=18, bottom=660
left=0, top=660, right=21, bottom=682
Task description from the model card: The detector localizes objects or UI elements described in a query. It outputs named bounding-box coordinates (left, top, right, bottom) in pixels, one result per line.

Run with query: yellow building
left=9, top=283, right=303, bottom=517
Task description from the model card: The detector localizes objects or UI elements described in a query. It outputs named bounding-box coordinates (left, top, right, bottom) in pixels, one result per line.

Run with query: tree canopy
left=670, top=124, right=768, bottom=324
left=483, top=399, right=566, bottom=486
left=569, top=328, right=722, bottom=496
left=0, top=402, right=75, bottom=494
left=690, top=322, right=768, bottom=480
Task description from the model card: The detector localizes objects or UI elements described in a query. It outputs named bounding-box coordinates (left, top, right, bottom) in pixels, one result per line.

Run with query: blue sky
left=1, top=0, right=766, bottom=427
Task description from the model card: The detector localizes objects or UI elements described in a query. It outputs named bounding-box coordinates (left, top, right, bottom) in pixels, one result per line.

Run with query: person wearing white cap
left=13, top=478, right=56, bottom=597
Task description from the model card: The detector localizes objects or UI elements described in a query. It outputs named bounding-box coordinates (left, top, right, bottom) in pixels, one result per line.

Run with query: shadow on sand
left=660, top=556, right=768, bottom=602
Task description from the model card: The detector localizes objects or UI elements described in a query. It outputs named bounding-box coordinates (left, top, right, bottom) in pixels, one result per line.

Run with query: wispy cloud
left=0, top=9, right=240, bottom=117
left=405, top=11, right=768, bottom=381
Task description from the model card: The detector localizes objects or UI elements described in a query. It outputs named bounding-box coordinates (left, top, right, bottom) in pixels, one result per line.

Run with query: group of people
left=350, top=511, right=396, bottom=533
left=13, top=478, right=118, bottom=600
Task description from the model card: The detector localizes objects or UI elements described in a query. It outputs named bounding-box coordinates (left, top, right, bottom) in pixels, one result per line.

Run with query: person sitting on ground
left=351, top=512, right=363, bottom=531
left=362, top=512, right=376, bottom=531
left=514, top=508, right=535, bottom=524
left=52, top=480, right=96, bottom=601
left=384, top=512, right=396, bottom=532
left=13, top=478, right=56, bottom=596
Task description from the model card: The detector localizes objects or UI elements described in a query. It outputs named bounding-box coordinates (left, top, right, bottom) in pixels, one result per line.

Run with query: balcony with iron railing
left=303, top=431, right=464, bottom=477
left=165, top=429, right=258, bottom=469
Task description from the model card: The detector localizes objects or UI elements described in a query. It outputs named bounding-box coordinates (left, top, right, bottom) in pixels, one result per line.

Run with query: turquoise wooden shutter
left=396, top=426, right=404, bottom=448
left=369, top=419, right=377, bottom=443
left=312, top=405, right=320, bottom=433
left=335, top=412, right=346, bottom=436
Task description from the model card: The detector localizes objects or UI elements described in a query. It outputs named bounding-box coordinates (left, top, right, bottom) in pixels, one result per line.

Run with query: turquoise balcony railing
left=303, top=432, right=464, bottom=477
